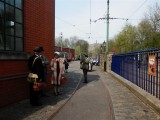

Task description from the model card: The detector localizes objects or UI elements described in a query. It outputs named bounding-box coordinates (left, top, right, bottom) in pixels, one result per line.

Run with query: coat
left=50, top=58, right=64, bottom=85
left=28, top=54, right=44, bottom=82
left=63, top=59, right=69, bottom=69
left=80, top=56, right=89, bottom=70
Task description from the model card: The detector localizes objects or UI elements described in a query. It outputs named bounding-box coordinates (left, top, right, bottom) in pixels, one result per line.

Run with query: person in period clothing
left=28, top=46, right=45, bottom=106
left=39, top=47, right=49, bottom=96
left=50, top=52, right=64, bottom=96
left=63, top=58, right=69, bottom=73
left=80, top=53, right=89, bottom=83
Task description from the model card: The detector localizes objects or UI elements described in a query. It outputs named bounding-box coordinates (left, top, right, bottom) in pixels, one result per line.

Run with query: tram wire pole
left=104, top=0, right=109, bottom=72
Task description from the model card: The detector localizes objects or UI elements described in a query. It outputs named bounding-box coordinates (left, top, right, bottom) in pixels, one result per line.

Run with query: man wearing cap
left=28, top=46, right=44, bottom=106
left=50, top=52, right=64, bottom=95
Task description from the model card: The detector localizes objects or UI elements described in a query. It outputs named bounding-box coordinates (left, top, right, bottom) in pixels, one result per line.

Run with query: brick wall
left=24, top=0, right=55, bottom=61
left=55, top=46, right=75, bottom=58
left=0, top=0, right=55, bottom=107
left=0, top=61, right=28, bottom=76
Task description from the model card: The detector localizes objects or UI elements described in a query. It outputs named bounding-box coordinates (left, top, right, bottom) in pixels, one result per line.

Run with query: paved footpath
left=51, top=62, right=160, bottom=120
left=0, top=61, right=160, bottom=120
left=98, top=67, right=160, bottom=120
left=51, top=64, right=115, bottom=120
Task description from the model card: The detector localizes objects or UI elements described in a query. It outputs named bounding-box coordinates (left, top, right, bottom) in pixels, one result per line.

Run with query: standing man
left=80, top=53, right=89, bottom=83
left=28, top=46, right=44, bottom=106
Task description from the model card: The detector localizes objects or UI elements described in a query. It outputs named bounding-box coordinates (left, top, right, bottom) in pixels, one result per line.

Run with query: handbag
left=33, top=81, right=39, bottom=91
left=27, top=73, right=38, bottom=83
left=27, top=57, right=39, bottom=83
left=60, top=76, right=67, bottom=85
left=33, top=79, right=45, bottom=91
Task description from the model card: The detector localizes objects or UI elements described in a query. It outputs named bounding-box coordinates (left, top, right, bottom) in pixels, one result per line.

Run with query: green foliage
left=75, top=40, right=89, bottom=55
left=110, top=3, right=160, bottom=53
left=75, top=45, right=81, bottom=56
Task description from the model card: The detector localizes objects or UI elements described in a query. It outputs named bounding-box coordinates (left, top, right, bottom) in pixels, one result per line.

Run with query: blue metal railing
left=111, top=49, right=160, bottom=100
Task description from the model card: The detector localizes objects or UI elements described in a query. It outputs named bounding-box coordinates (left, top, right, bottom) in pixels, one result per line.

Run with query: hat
left=54, top=52, right=60, bottom=55
left=33, top=46, right=43, bottom=52
left=39, top=47, right=44, bottom=52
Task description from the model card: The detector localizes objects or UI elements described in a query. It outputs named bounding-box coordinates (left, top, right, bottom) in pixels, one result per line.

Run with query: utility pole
left=60, top=32, right=62, bottom=52
left=104, top=0, right=109, bottom=72
left=106, top=0, right=109, bottom=54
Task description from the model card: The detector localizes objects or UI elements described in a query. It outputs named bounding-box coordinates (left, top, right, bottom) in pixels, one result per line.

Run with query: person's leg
left=34, top=91, right=41, bottom=105
left=54, top=85, right=58, bottom=95
left=85, top=70, right=88, bottom=83
left=31, top=87, right=42, bottom=106
left=83, top=69, right=88, bottom=83
left=29, top=83, right=34, bottom=105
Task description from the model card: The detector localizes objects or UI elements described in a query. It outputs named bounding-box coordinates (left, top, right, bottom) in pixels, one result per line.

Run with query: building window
left=0, top=0, right=23, bottom=52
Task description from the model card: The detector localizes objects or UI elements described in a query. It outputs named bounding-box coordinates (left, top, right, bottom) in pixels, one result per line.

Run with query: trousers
left=83, top=69, right=88, bottom=82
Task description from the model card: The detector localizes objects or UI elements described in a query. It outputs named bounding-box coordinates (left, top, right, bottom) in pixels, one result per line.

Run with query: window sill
left=0, top=51, right=30, bottom=60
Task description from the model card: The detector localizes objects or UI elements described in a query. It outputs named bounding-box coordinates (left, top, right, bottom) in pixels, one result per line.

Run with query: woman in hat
left=50, top=52, right=64, bottom=95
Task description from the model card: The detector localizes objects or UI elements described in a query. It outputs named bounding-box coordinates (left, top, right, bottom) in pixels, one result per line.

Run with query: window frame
left=0, top=0, right=24, bottom=52
left=0, top=0, right=26, bottom=60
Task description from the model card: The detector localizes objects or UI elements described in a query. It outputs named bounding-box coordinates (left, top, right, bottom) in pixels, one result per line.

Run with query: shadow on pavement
left=0, top=65, right=101, bottom=120
left=0, top=72, right=82, bottom=120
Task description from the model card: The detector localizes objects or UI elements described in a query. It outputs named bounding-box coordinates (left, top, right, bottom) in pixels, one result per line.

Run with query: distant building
left=0, top=0, right=55, bottom=107
left=55, top=46, right=75, bottom=61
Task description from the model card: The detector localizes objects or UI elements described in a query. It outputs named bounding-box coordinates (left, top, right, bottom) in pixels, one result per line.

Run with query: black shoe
left=54, top=93, right=58, bottom=96
left=58, top=91, right=62, bottom=95
left=83, top=81, right=88, bottom=83
left=32, top=103, right=42, bottom=106
left=41, top=94, right=49, bottom=97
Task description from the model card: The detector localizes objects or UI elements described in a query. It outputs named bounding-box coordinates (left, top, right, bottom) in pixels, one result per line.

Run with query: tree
left=63, top=38, right=70, bottom=48
left=145, top=3, right=160, bottom=48
left=75, top=45, right=81, bottom=56
left=69, top=36, right=78, bottom=48
left=55, top=36, right=78, bottom=49
left=111, top=3, right=160, bottom=53
left=112, top=24, right=137, bottom=53
left=136, top=3, right=160, bottom=49
left=137, top=20, right=152, bottom=49
left=75, top=40, right=89, bottom=56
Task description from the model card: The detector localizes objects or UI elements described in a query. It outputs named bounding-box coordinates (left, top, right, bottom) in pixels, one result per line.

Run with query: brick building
left=55, top=46, right=75, bottom=60
left=0, top=0, right=55, bottom=107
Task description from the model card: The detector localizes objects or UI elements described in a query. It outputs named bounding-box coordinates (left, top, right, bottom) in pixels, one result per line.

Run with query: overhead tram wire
left=92, top=0, right=149, bottom=23
left=127, top=0, right=148, bottom=20
left=55, top=16, right=94, bottom=39
left=89, top=0, right=105, bottom=42
left=55, top=16, right=76, bottom=27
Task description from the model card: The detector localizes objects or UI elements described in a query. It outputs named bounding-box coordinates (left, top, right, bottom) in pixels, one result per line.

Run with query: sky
left=55, top=0, right=160, bottom=44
